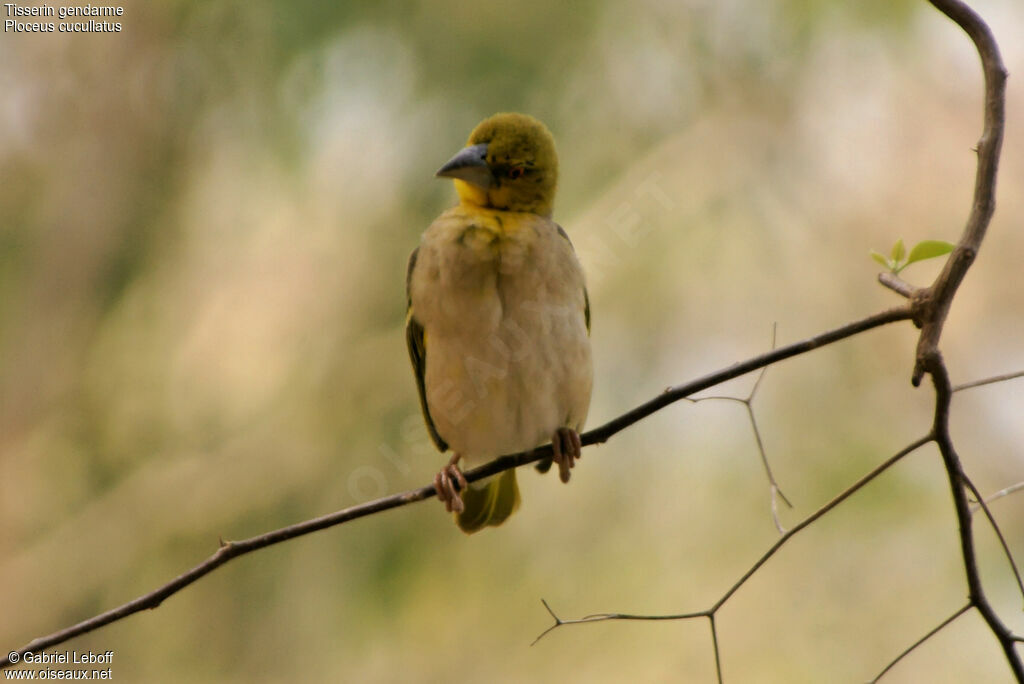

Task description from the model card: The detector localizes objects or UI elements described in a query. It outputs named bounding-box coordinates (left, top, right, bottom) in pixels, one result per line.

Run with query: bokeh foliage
left=1, top=0, right=1022, bottom=681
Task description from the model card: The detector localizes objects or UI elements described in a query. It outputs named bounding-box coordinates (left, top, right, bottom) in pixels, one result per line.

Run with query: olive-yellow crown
left=437, top=113, right=559, bottom=215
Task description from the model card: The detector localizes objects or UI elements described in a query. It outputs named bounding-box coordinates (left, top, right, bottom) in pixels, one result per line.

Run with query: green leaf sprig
left=871, top=238, right=954, bottom=275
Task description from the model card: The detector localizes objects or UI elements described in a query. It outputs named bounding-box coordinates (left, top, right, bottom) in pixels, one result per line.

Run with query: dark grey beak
left=436, top=143, right=492, bottom=189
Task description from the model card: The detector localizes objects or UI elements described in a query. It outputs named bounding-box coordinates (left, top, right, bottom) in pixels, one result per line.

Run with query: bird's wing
left=405, top=247, right=449, bottom=452
left=555, top=223, right=591, bottom=335
left=583, top=287, right=591, bottom=335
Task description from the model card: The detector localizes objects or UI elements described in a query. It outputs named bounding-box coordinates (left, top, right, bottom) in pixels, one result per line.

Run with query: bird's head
left=436, top=112, right=558, bottom=216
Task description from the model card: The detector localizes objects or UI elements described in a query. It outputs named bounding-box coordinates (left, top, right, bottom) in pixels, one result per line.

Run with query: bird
left=405, top=112, right=593, bottom=533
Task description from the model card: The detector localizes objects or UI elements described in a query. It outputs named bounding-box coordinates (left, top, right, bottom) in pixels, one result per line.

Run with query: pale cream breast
left=410, top=207, right=592, bottom=466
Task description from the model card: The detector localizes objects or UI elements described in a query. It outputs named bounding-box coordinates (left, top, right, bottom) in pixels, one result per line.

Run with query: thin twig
left=954, top=370, right=1024, bottom=392
left=690, top=324, right=792, bottom=532
left=1, top=1, right=1012, bottom=679
left=904, top=0, right=1018, bottom=677
left=706, top=436, right=930, bottom=613
left=584, top=307, right=910, bottom=447
left=532, top=436, right=931, bottom=638
left=748, top=405, right=793, bottom=524
left=976, top=481, right=1024, bottom=506
left=749, top=324, right=790, bottom=520
left=709, top=614, right=723, bottom=684
left=878, top=272, right=917, bottom=298
left=535, top=600, right=721, bottom=679
left=0, top=306, right=912, bottom=669
left=869, top=603, right=973, bottom=683
left=692, top=391, right=792, bottom=532
left=530, top=599, right=589, bottom=647
left=533, top=600, right=709, bottom=646
left=929, top=363, right=1023, bottom=678
left=960, top=472, right=1024, bottom=606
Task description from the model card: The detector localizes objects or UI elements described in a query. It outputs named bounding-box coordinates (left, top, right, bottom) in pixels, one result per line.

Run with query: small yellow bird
left=406, top=113, right=593, bottom=533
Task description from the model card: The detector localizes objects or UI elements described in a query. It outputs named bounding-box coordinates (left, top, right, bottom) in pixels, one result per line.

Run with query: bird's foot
left=434, top=453, right=468, bottom=513
left=551, top=427, right=582, bottom=483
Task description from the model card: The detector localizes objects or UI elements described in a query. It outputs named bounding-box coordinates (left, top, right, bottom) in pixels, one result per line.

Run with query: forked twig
left=1, top=307, right=912, bottom=669
left=533, top=436, right=932, bottom=673
left=690, top=324, right=792, bottom=532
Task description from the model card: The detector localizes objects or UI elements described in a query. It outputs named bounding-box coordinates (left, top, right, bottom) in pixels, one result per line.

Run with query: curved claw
left=434, top=454, right=467, bottom=514
left=551, top=427, right=582, bottom=483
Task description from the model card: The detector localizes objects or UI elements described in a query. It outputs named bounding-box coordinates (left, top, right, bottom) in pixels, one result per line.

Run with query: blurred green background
left=2, top=0, right=1023, bottom=681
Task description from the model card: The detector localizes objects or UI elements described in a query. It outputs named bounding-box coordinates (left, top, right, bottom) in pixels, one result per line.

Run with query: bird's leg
left=434, top=453, right=468, bottom=513
left=550, top=427, right=582, bottom=483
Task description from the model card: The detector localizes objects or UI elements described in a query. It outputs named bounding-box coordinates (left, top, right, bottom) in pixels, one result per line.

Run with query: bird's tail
left=455, top=468, right=520, bottom=534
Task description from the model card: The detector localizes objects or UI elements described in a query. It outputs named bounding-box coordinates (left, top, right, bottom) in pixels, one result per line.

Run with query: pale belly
left=412, top=208, right=593, bottom=467
left=425, top=299, right=592, bottom=466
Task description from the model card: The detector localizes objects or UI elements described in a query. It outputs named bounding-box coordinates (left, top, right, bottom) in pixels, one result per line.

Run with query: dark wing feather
left=556, top=223, right=591, bottom=335
left=405, top=248, right=448, bottom=452
left=583, top=286, right=591, bottom=334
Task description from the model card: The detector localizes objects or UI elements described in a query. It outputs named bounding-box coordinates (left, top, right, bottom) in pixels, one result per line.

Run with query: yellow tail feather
left=455, top=469, right=520, bottom=534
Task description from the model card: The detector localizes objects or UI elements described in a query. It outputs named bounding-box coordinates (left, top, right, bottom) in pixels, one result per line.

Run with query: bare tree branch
left=708, top=615, right=723, bottom=684
left=2, top=1, right=1015, bottom=680
left=0, top=305, right=912, bottom=669
left=927, top=363, right=1023, bottom=678
left=691, top=324, right=792, bottom=532
left=878, top=272, right=916, bottom=298
left=912, top=0, right=1007, bottom=386
left=581, top=307, right=911, bottom=448
left=533, top=436, right=931, bottom=637
left=901, top=0, right=1020, bottom=678
left=536, top=12, right=1016, bottom=660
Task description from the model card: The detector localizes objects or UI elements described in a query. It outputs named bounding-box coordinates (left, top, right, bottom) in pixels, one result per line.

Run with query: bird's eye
left=508, top=166, right=525, bottom=179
